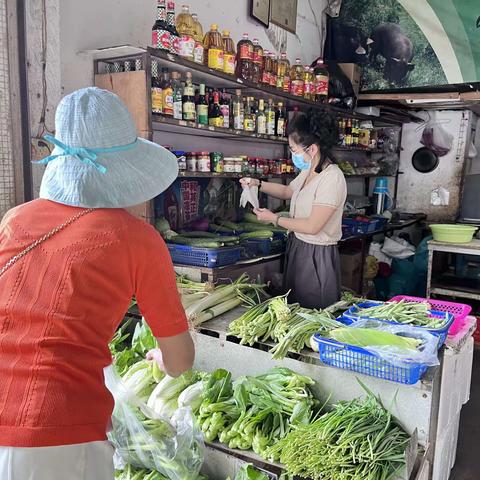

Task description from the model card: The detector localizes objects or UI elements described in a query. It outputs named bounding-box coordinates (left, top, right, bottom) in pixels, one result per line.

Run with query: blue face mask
left=291, top=147, right=311, bottom=170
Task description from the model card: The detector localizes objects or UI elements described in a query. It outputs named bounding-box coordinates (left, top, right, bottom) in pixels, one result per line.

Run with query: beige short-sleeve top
left=289, top=164, right=347, bottom=245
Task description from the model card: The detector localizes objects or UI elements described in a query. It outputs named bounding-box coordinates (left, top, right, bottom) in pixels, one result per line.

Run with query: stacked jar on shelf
left=170, top=149, right=294, bottom=175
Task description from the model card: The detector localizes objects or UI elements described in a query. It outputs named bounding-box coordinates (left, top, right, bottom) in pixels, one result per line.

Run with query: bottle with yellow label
left=204, top=24, right=224, bottom=71
left=161, top=68, right=173, bottom=116
left=222, top=30, right=236, bottom=75
left=151, top=61, right=163, bottom=114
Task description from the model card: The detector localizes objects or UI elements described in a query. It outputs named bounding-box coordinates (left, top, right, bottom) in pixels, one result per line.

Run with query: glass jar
left=197, top=151, right=211, bottom=172
left=241, top=156, right=249, bottom=174
left=255, top=158, right=263, bottom=175
left=186, top=152, right=197, bottom=171
left=234, top=157, right=243, bottom=174
left=269, top=159, right=276, bottom=175
left=210, top=152, right=224, bottom=173
left=173, top=150, right=187, bottom=171
left=247, top=157, right=257, bottom=175
left=223, top=157, right=236, bottom=173
left=281, top=159, right=288, bottom=174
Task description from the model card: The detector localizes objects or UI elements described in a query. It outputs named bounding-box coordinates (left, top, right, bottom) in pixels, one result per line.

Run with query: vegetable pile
left=269, top=391, right=411, bottom=480
left=228, top=295, right=344, bottom=359
left=354, top=300, right=445, bottom=329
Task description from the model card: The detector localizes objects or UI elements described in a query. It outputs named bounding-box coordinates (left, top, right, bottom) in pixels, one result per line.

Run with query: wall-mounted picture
left=250, top=0, right=270, bottom=28
left=270, top=0, right=298, bottom=34
left=324, top=0, right=480, bottom=91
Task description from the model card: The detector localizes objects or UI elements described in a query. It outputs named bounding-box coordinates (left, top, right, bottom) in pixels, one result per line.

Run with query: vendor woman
left=241, top=110, right=347, bottom=309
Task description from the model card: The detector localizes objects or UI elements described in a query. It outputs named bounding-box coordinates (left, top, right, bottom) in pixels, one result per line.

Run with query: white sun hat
left=38, top=87, right=178, bottom=208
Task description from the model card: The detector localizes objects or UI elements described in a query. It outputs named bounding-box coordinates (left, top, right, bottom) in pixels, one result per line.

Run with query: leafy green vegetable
left=233, top=464, right=270, bottom=480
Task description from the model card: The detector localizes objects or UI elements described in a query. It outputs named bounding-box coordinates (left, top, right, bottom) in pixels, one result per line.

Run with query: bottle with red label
left=261, top=50, right=271, bottom=86
left=166, top=1, right=180, bottom=54
left=176, top=5, right=195, bottom=60
left=204, top=24, right=224, bottom=71
left=290, top=58, right=305, bottom=97
left=269, top=53, right=278, bottom=88
left=303, top=65, right=315, bottom=101
left=235, top=33, right=253, bottom=81
left=314, top=58, right=329, bottom=103
left=222, top=30, right=236, bottom=75
left=252, top=38, right=264, bottom=84
left=277, top=52, right=290, bottom=92
left=152, top=0, right=171, bottom=51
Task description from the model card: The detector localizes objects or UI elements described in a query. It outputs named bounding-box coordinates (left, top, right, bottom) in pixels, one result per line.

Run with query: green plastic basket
left=430, top=224, right=477, bottom=243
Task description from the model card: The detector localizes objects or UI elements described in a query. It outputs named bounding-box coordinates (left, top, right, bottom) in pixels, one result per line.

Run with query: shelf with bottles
left=178, top=172, right=295, bottom=180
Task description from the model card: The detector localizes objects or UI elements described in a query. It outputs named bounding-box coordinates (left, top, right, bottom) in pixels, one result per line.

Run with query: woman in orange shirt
left=0, top=87, right=194, bottom=479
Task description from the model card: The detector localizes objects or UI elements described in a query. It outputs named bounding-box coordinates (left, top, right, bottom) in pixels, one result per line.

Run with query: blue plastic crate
left=342, top=302, right=454, bottom=347
left=342, top=218, right=378, bottom=235
left=167, top=244, right=241, bottom=268
left=241, top=238, right=285, bottom=258
left=313, top=334, right=428, bottom=385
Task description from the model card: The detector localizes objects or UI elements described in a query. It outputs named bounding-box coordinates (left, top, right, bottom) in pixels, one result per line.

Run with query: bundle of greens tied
left=268, top=392, right=411, bottom=480
left=228, top=295, right=345, bottom=359
left=355, top=300, right=445, bottom=329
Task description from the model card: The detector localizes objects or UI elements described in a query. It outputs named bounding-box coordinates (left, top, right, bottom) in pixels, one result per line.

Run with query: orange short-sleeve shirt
left=0, top=199, right=188, bottom=447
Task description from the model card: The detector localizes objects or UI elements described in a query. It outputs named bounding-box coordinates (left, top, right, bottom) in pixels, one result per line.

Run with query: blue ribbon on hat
left=37, top=134, right=139, bottom=174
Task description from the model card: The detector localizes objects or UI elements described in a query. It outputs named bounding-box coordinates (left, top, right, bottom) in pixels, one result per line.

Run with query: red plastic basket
left=388, top=295, right=472, bottom=336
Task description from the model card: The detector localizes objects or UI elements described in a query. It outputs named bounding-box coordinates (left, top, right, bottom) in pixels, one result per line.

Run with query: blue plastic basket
left=313, top=334, right=428, bottom=385
left=167, top=244, right=241, bottom=268
left=241, top=238, right=285, bottom=258
left=342, top=302, right=454, bottom=347
left=342, top=218, right=378, bottom=235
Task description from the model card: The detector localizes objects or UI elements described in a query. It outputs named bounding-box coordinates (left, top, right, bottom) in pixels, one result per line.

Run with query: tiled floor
left=449, top=347, right=479, bottom=480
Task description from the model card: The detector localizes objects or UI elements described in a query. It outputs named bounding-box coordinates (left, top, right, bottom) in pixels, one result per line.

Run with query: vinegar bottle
left=235, top=33, right=253, bottom=81
left=252, top=38, right=264, bottom=84
left=314, top=58, right=329, bottom=103
left=290, top=58, right=305, bottom=97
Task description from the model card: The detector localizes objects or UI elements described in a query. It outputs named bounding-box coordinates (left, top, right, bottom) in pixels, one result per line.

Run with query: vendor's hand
left=240, top=177, right=260, bottom=188
left=146, top=348, right=165, bottom=371
left=253, top=208, right=278, bottom=224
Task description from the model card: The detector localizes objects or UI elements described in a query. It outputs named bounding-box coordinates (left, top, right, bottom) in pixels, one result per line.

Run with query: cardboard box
left=340, top=249, right=363, bottom=292
left=338, top=63, right=362, bottom=96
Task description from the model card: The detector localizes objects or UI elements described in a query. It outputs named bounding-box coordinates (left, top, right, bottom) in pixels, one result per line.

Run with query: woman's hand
left=253, top=208, right=278, bottom=224
left=240, top=177, right=260, bottom=188
left=146, top=348, right=165, bottom=371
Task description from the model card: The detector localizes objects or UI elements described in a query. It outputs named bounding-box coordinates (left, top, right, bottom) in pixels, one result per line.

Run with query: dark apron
left=283, top=233, right=341, bottom=309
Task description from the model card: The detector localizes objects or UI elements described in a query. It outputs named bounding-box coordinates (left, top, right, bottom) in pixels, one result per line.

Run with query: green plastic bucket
left=430, top=224, right=477, bottom=243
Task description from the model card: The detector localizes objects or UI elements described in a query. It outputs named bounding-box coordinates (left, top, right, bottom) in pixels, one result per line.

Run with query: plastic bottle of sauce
left=152, top=0, right=170, bottom=51
left=191, top=13, right=204, bottom=63
left=276, top=102, right=286, bottom=137
left=171, top=71, right=183, bottom=120
left=222, top=30, right=236, bottom=75
left=256, top=98, right=266, bottom=134
left=290, top=58, right=305, bottom=97
left=277, top=52, right=290, bottom=92
left=261, top=50, right=271, bottom=86
left=252, top=38, right=264, bottom=84
left=269, top=53, right=278, bottom=88
left=235, top=33, right=253, bottom=81
left=220, top=89, right=230, bottom=128
left=266, top=99, right=275, bottom=136
left=243, top=96, right=256, bottom=132
left=176, top=5, right=195, bottom=60
left=303, top=65, right=315, bottom=101
left=204, top=24, right=224, bottom=71
left=314, top=58, right=329, bottom=103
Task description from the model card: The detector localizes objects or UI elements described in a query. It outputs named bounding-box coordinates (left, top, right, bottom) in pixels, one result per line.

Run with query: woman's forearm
left=260, top=181, right=293, bottom=200
left=277, top=216, right=314, bottom=234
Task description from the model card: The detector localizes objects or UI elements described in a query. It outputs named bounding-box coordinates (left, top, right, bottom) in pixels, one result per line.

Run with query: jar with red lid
left=268, top=159, right=276, bottom=175
left=247, top=157, right=257, bottom=175
left=186, top=152, right=197, bottom=171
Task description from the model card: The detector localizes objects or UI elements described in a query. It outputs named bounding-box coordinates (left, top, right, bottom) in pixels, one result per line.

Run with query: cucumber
left=219, top=221, right=242, bottom=231
left=210, top=224, right=235, bottom=233
left=178, top=231, right=219, bottom=239
left=240, top=231, right=274, bottom=240
left=243, top=211, right=263, bottom=225
left=217, top=236, right=240, bottom=243
left=241, top=223, right=287, bottom=233
left=169, top=236, right=223, bottom=248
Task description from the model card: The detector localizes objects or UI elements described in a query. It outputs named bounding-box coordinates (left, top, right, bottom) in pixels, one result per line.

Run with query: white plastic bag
left=381, top=236, right=415, bottom=259
left=104, top=366, right=204, bottom=480
left=349, top=319, right=440, bottom=367
left=239, top=185, right=259, bottom=209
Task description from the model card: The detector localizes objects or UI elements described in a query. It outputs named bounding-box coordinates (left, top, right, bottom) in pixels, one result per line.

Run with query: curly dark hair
left=286, top=109, right=339, bottom=173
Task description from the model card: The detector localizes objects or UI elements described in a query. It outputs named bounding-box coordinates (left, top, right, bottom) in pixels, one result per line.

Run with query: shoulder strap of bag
left=0, top=208, right=94, bottom=278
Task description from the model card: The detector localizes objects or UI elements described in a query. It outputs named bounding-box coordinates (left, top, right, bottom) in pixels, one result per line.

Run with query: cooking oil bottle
left=222, top=30, right=236, bottom=75
left=204, top=24, right=224, bottom=71
left=191, top=13, right=204, bottom=64
left=290, top=58, right=305, bottom=97
left=176, top=5, right=195, bottom=60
